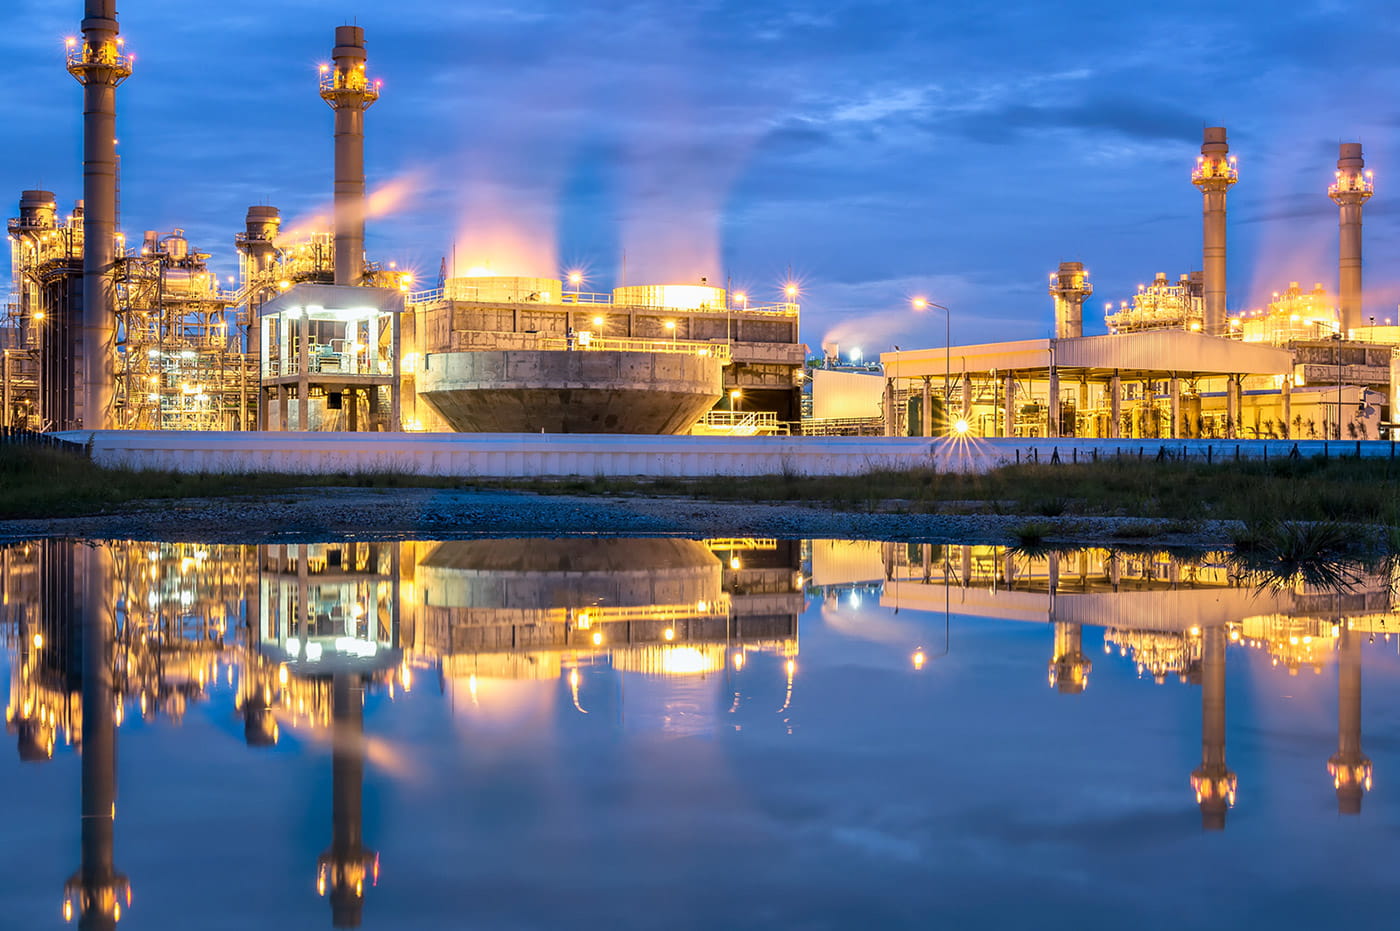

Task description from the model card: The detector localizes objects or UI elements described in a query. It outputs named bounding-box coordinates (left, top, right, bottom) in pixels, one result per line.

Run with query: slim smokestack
left=1049, top=261, right=1092, bottom=339
left=1191, top=127, right=1238, bottom=337
left=68, top=1, right=132, bottom=429
left=321, top=26, right=380, bottom=287
left=1329, top=142, right=1373, bottom=336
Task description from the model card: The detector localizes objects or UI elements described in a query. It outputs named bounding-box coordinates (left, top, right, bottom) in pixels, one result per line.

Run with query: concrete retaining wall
left=52, top=431, right=1400, bottom=477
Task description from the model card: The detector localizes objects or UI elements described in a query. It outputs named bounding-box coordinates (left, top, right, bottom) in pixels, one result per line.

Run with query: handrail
left=537, top=334, right=730, bottom=361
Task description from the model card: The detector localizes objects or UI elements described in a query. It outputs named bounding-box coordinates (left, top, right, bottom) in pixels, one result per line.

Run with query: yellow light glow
left=953, top=418, right=970, bottom=434
left=664, top=320, right=676, bottom=330
left=659, top=646, right=720, bottom=676
left=730, top=557, right=741, bottom=570
left=591, top=631, right=603, bottom=646
left=785, top=284, right=799, bottom=298
left=664, top=628, right=676, bottom=641
left=278, top=664, right=289, bottom=685
left=734, top=292, right=747, bottom=304
left=912, top=650, right=926, bottom=670
left=911, top=297, right=928, bottom=310
left=1189, top=626, right=1201, bottom=637
left=592, top=315, right=604, bottom=326
left=32, top=311, right=45, bottom=322
left=32, top=633, right=42, bottom=649
left=567, top=271, right=583, bottom=286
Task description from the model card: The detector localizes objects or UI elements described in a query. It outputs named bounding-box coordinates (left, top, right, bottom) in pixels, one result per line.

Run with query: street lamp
left=664, top=320, right=676, bottom=345
left=912, top=297, right=952, bottom=434
left=729, top=388, right=742, bottom=412
left=567, top=270, right=583, bottom=300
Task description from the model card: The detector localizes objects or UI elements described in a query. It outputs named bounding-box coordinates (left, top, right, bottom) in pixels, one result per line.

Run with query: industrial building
left=866, top=130, right=1397, bottom=441
left=5, top=5, right=1398, bottom=443
left=1, top=9, right=805, bottom=437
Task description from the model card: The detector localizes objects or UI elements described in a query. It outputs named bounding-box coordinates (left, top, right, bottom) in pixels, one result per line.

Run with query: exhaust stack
left=67, top=0, right=132, bottom=429
left=1049, top=261, right=1092, bottom=338
left=321, top=26, right=380, bottom=287
left=1191, top=127, right=1238, bottom=337
left=1329, top=142, right=1373, bottom=336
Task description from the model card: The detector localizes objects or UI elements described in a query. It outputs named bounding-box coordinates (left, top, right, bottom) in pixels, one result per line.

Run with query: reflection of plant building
left=250, top=540, right=403, bottom=928
left=812, top=540, right=1394, bottom=829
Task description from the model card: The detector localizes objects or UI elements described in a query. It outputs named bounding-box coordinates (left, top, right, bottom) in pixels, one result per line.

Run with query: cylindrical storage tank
left=17, top=190, right=56, bottom=229
left=612, top=284, right=727, bottom=310
left=417, top=348, right=724, bottom=434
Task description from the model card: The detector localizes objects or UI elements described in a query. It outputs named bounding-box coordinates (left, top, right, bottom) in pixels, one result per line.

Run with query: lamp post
left=664, top=320, right=676, bottom=346
left=912, top=297, right=952, bottom=434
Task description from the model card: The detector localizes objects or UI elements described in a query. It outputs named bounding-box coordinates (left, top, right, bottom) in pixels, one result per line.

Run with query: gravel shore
left=0, top=486, right=1248, bottom=546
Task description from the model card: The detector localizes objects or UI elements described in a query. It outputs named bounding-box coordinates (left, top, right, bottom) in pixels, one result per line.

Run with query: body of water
left=1, top=538, right=1396, bottom=929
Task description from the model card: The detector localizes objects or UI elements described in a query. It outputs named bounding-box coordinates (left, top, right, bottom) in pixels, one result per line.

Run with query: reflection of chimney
left=67, top=1, right=132, bottom=430
left=1049, top=261, right=1092, bottom=339
left=64, top=544, right=129, bottom=928
left=318, top=672, right=377, bottom=928
left=320, top=26, right=380, bottom=287
left=1328, top=625, right=1371, bottom=814
left=1049, top=622, right=1090, bottom=694
left=1329, top=143, right=1374, bottom=336
left=1190, top=625, right=1236, bottom=830
left=1191, top=127, right=1238, bottom=337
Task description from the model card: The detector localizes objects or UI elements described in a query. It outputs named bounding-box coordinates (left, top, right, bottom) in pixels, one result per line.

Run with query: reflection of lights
left=278, top=664, right=289, bottom=686
left=733, top=650, right=746, bottom=670
left=31, top=633, right=42, bottom=649
left=659, top=646, right=718, bottom=676
left=912, top=650, right=926, bottom=670
left=664, top=628, right=676, bottom=641
left=730, top=557, right=741, bottom=570
left=1189, top=626, right=1201, bottom=637
left=592, top=632, right=603, bottom=646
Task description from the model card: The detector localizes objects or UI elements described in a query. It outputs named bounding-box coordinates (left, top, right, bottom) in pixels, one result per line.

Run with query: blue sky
left=5, top=0, right=1400, bottom=353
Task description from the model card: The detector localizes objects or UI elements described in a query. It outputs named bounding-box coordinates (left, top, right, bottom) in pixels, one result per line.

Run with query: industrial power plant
left=2, top=3, right=1397, bottom=446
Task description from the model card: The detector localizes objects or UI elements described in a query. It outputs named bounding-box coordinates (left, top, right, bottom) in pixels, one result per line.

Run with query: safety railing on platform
left=406, top=286, right=798, bottom=317
left=536, top=334, right=731, bottom=361
left=801, top=417, right=885, bottom=436
left=692, top=410, right=787, bottom=436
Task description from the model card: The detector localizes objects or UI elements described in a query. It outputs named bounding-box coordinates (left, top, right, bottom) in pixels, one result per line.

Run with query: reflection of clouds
left=819, top=601, right=922, bottom=646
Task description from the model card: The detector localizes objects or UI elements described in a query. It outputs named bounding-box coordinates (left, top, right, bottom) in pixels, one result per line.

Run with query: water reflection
left=1, top=538, right=1396, bottom=925
left=811, top=541, right=1396, bottom=826
left=0, top=538, right=803, bottom=927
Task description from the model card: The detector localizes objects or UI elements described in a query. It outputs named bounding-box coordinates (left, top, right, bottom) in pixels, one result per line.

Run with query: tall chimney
left=321, top=26, right=380, bottom=287
left=67, top=0, right=132, bottom=430
left=1329, top=143, right=1373, bottom=337
left=1049, top=261, right=1092, bottom=339
left=1191, top=127, right=1238, bottom=337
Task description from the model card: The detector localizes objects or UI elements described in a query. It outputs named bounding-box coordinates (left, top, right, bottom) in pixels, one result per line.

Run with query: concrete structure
left=56, top=429, right=1400, bottom=478
left=417, top=348, right=723, bottom=434
left=1049, top=261, right=1092, bottom=339
left=1192, top=127, right=1238, bottom=337
left=321, top=26, right=379, bottom=287
left=403, top=276, right=803, bottom=434
left=1329, top=142, right=1374, bottom=336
